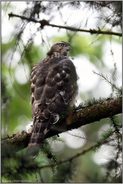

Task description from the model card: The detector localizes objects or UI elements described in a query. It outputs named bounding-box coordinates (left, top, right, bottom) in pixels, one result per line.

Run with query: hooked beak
left=66, top=45, right=71, bottom=51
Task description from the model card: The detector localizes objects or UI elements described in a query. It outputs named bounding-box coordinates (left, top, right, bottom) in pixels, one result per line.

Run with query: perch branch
left=2, top=97, right=122, bottom=152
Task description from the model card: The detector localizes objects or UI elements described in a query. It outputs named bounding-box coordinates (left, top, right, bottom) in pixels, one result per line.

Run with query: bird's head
left=47, top=41, right=71, bottom=57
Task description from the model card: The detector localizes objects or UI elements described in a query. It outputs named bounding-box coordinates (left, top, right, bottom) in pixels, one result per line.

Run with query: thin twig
left=93, top=71, right=121, bottom=93
left=37, top=129, right=115, bottom=170
left=8, top=13, right=122, bottom=37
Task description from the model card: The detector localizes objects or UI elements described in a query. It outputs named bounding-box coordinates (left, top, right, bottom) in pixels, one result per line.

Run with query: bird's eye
left=60, top=43, right=64, bottom=46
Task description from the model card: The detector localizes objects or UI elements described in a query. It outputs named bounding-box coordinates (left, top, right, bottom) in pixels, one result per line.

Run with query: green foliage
left=2, top=142, right=55, bottom=182
left=1, top=38, right=44, bottom=133
left=71, top=35, right=103, bottom=61
left=72, top=152, right=105, bottom=183
left=23, top=43, right=43, bottom=67
left=2, top=38, right=16, bottom=55
left=2, top=152, right=39, bottom=182
left=52, top=162, right=74, bottom=182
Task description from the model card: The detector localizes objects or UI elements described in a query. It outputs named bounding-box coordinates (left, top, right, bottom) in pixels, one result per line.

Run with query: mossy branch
left=2, top=97, right=122, bottom=152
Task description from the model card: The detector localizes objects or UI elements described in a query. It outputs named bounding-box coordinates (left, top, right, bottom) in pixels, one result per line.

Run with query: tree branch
left=2, top=97, right=122, bottom=152
left=37, top=129, right=116, bottom=170
left=8, top=13, right=122, bottom=37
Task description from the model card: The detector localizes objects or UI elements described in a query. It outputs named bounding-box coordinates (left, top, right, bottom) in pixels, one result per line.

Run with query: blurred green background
left=1, top=1, right=122, bottom=183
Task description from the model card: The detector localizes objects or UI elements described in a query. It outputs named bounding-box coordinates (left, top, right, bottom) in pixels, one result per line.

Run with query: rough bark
left=1, top=97, right=122, bottom=152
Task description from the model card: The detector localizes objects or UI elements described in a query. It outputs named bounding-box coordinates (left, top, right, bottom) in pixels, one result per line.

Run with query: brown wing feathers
left=28, top=57, right=78, bottom=147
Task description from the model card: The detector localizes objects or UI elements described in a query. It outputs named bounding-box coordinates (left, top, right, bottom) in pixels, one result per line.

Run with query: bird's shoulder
left=30, top=56, right=77, bottom=88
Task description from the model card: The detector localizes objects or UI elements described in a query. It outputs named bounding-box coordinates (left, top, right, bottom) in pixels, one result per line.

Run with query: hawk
left=28, top=42, right=78, bottom=147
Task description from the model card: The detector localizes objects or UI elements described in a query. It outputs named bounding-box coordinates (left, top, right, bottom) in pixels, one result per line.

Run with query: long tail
left=28, top=117, right=50, bottom=147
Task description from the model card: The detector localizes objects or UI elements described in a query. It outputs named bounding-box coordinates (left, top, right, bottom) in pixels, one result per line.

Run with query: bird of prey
left=28, top=41, right=78, bottom=147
